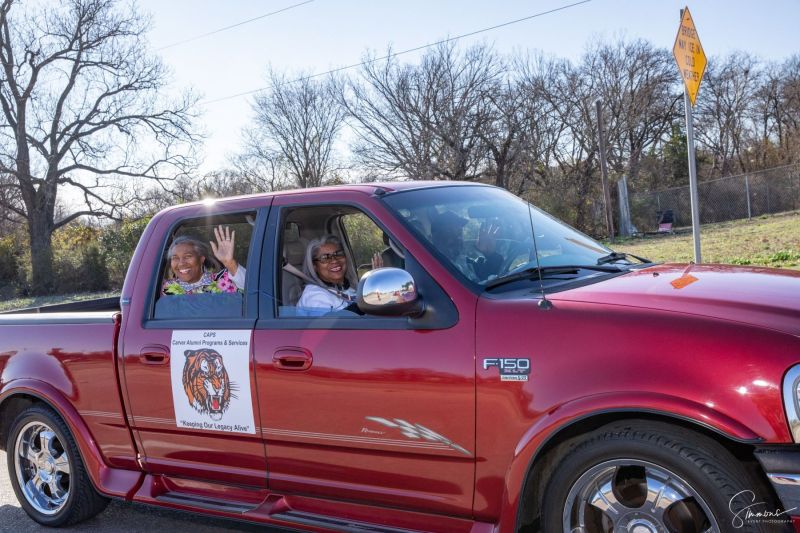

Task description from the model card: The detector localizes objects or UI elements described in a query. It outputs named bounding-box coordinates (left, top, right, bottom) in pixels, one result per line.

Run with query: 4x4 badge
left=483, top=358, right=531, bottom=381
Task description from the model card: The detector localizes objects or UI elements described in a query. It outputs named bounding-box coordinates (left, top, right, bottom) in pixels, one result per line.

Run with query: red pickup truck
left=1, top=182, right=799, bottom=533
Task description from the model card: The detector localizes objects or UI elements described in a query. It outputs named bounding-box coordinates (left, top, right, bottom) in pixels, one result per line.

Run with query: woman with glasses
left=298, top=235, right=382, bottom=313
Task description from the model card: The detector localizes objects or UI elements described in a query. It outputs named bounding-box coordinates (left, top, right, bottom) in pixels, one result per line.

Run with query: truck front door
left=253, top=195, right=477, bottom=516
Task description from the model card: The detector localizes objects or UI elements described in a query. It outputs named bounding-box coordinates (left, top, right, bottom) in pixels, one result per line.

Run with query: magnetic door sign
left=170, top=330, right=255, bottom=434
left=673, top=6, right=707, bottom=106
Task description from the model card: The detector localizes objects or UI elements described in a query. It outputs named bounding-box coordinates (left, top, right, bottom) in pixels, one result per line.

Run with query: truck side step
left=271, top=509, right=420, bottom=533
left=155, top=492, right=258, bottom=514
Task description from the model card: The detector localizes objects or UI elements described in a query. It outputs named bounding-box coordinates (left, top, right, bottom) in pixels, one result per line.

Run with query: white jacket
left=297, top=284, right=356, bottom=312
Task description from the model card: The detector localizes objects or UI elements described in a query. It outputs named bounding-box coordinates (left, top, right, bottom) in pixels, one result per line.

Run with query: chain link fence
left=629, top=164, right=800, bottom=232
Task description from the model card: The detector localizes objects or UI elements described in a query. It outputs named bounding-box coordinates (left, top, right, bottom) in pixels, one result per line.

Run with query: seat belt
left=283, top=261, right=313, bottom=284
left=282, top=262, right=355, bottom=302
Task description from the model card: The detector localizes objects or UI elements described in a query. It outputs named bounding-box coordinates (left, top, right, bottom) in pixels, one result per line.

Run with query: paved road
left=0, top=451, right=285, bottom=532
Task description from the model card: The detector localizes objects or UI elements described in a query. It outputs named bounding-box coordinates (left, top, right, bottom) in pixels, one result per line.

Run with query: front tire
left=540, top=421, right=789, bottom=533
left=7, top=405, right=109, bottom=527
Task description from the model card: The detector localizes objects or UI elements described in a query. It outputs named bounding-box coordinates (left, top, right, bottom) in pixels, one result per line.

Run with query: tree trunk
left=28, top=211, right=55, bottom=295
left=627, top=150, right=642, bottom=188
left=494, top=157, right=507, bottom=189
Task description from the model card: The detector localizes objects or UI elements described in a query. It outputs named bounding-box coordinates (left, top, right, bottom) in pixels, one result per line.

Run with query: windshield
left=382, top=185, right=615, bottom=287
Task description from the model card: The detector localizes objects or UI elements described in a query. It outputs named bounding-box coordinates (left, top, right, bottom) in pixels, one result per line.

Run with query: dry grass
left=610, top=211, right=800, bottom=270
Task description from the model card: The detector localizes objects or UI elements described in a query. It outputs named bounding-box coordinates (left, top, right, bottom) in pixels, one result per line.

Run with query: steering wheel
left=497, top=238, right=535, bottom=275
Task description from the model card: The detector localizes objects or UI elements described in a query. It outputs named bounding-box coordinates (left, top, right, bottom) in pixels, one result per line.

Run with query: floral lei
left=163, top=270, right=239, bottom=295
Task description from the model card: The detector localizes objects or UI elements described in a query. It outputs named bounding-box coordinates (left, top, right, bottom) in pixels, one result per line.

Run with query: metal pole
left=617, top=176, right=630, bottom=236
left=745, top=175, right=751, bottom=219
left=595, top=100, right=615, bottom=240
left=766, top=179, right=772, bottom=213
left=684, top=90, right=702, bottom=263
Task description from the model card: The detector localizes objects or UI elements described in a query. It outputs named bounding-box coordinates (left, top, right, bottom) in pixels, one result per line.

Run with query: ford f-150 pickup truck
left=1, top=182, right=799, bottom=533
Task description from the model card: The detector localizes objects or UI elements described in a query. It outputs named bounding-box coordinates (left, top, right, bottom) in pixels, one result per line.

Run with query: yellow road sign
left=673, top=7, right=707, bottom=106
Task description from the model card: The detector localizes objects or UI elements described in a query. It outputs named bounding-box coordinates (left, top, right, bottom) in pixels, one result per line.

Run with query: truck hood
left=552, top=264, right=800, bottom=337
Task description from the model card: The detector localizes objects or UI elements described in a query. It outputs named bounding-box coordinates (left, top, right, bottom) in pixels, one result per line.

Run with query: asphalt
left=0, top=451, right=286, bottom=532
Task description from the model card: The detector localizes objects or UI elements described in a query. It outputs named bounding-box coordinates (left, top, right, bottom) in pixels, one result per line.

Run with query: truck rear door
left=118, top=202, right=269, bottom=488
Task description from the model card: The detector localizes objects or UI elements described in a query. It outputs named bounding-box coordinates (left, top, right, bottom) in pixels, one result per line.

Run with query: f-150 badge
left=483, top=358, right=530, bottom=381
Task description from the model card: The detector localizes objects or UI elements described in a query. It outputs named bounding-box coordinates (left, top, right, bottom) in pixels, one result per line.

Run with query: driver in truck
left=430, top=210, right=502, bottom=283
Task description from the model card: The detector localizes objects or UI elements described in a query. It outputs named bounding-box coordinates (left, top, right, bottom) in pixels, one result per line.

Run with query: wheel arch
left=511, top=407, right=769, bottom=531
left=0, top=380, right=120, bottom=497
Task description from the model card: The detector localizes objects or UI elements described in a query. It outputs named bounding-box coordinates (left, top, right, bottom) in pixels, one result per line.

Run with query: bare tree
left=230, top=149, right=287, bottom=193
left=518, top=55, right=603, bottom=231
left=585, top=38, right=681, bottom=189
left=244, top=69, right=345, bottom=190
left=0, top=0, right=197, bottom=293
left=479, top=77, right=524, bottom=190
left=341, top=42, right=501, bottom=181
left=694, top=52, right=761, bottom=176
left=0, top=170, right=18, bottom=221
left=504, top=53, right=564, bottom=196
left=777, top=55, right=800, bottom=161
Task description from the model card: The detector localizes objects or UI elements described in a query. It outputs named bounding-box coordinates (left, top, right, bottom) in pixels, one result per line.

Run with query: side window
left=278, top=206, right=405, bottom=318
left=153, top=212, right=256, bottom=319
left=341, top=212, right=387, bottom=278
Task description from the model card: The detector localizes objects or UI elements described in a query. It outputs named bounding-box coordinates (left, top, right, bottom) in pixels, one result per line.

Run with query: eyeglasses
left=314, top=249, right=346, bottom=264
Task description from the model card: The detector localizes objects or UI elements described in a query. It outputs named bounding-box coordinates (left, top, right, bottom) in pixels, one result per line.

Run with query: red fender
left=0, top=379, right=142, bottom=499
left=496, top=391, right=766, bottom=532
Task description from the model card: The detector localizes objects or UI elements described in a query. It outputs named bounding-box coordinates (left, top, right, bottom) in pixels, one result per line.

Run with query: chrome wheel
left=563, top=459, right=719, bottom=533
left=14, top=421, right=71, bottom=516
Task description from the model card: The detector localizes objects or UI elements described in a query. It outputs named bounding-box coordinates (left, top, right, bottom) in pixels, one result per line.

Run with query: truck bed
left=0, top=296, right=120, bottom=316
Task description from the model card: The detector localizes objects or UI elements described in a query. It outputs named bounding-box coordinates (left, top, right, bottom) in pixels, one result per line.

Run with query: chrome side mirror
left=357, top=268, right=424, bottom=317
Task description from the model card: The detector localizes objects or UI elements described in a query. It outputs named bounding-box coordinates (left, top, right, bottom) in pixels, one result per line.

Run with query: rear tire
left=6, top=404, right=109, bottom=527
left=540, top=421, right=790, bottom=532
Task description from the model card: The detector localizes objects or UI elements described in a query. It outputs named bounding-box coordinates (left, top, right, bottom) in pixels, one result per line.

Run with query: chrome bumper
left=756, top=449, right=800, bottom=510
left=768, top=473, right=800, bottom=510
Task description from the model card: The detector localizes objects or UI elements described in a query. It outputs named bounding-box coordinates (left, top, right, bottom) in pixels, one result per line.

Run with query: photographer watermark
left=729, top=490, right=795, bottom=528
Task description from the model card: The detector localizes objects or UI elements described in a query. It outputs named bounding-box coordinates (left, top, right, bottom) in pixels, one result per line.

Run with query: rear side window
left=153, top=212, right=256, bottom=319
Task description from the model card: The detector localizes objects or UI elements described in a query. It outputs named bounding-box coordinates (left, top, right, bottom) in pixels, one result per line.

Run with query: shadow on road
left=1, top=449, right=286, bottom=532
left=0, top=500, right=283, bottom=532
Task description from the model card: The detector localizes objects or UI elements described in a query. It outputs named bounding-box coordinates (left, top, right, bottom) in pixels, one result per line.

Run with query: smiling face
left=314, top=243, right=347, bottom=285
left=170, top=242, right=205, bottom=284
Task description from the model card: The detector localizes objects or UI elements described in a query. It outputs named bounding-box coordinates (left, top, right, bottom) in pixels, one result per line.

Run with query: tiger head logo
left=182, top=349, right=233, bottom=421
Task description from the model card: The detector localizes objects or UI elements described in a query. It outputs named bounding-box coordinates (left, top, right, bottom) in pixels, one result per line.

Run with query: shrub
left=80, top=245, right=110, bottom=291
left=100, top=217, right=151, bottom=288
left=52, top=223, right=102, bottom=294
left=0, top=237, right=20, bottom=297
left=768, top=250, right=800, bottom=263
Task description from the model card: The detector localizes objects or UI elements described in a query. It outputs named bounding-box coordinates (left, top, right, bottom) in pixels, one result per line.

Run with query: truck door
left=252, top=194, right=477, bottom=517
left=119, top=204, right=269, bottom=487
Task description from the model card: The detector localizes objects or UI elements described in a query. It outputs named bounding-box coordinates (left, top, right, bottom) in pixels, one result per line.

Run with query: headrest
left=284, top=237, right=306, bottom=265
left=284, top=223, right=300, bottom=243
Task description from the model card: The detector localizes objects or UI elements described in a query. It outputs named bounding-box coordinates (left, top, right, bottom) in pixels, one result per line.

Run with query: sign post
left=673, top=6, right=707, bottom=263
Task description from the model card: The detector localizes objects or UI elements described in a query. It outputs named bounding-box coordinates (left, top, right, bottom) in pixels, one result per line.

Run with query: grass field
left=609, top=210, right=800, bottom=270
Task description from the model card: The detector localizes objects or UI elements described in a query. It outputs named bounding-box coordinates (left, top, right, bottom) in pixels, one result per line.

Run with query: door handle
left=140, top=345, right=170, bottom=365
left=273, top=348, right=312, bottom=371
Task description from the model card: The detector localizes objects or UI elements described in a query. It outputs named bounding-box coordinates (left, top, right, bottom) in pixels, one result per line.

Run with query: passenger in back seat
left=162, top=226, right=246, bottom=295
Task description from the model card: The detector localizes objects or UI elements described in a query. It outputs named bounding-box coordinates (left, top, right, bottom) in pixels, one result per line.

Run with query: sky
left=137, top=0, right=800, bottom=175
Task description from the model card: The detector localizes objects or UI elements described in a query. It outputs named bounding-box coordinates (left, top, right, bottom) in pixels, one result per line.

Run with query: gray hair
left=167, top=235, right=220, bottom=272
left=302, top=234, right=356, bottom=288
